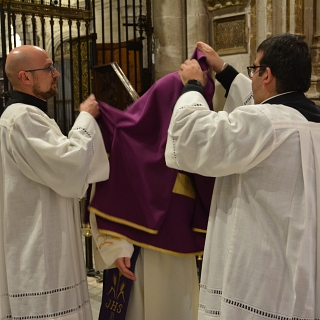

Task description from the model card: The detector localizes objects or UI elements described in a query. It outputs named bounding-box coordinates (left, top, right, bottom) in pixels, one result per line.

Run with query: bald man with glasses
left=0, top=45, right=110, bottom=320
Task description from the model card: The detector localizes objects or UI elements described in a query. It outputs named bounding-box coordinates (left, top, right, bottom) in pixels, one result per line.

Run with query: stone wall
left=152, top=0, right=320, bottom=108
left=152, top=0, right=208, bottom=80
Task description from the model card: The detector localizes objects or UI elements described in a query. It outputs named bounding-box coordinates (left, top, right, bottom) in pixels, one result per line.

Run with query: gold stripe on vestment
left=89, top=206, right=159, bottom=235
left=97, top=229, right=204, bottom=257
left=172, top=172, right=196, bottom=199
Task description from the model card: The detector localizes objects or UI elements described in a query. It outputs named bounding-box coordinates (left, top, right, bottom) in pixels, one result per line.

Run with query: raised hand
left=196, top=41, right=226, bottom=74
left=178, top=59, right=207, bottom=86
left=79, top=94, right=100, bottom=118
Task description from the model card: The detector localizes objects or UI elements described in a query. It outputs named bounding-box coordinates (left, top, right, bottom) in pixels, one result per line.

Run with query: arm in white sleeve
left=223, top=73, right=253, bottom=113
left=90, top=212, right=134, bottom=270
left=165, top=89, right=274, bottom=177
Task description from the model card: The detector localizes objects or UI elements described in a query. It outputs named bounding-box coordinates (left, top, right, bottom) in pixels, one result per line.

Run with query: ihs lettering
left=106, top=299, right=124, bottom=313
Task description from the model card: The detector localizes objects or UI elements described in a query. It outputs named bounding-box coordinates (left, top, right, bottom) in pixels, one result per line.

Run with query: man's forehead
left=43, top=58, right=53, bottom=65
left=29, top=53, right=53, bottom=66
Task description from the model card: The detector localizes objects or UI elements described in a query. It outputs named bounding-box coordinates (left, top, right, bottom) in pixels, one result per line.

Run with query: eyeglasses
left=247, top=65, right=267, bottom=78
left=24, top=64, right=57, bottom=75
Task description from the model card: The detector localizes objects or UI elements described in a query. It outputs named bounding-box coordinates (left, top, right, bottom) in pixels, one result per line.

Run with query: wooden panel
left=92, top=62, right=139, bottom=111
left=96, top=40, right=142, bottom=94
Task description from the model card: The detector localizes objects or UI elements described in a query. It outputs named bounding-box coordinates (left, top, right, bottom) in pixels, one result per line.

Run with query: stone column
left=202, top=0, right=250, bottom=111
left=255, top=0, right=272, bottom=46
left=288, top=0, right=304, bottom=35
left=308, top=0, right=320, bottom=103
left=186, top=0, right=209, bottom=57
left=153, top=0, right=186, bottom=80
left=273, top=0, right=286, bottom=35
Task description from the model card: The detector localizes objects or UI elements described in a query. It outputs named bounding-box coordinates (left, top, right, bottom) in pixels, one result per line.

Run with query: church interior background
left=0, top=0, right=319, bottom=290
left=0, top=0, right=319, bottom=123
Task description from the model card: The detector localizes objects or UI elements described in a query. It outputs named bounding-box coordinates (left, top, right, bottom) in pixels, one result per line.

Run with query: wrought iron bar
left=59, top=18, right=67, bottom=134
left=12, top=12, right=16, bottom=48
left=0, top=3, right=8, bottom=95
left=85, top=20, right=90, bottom=94
left=76, top=20, right=82, bottom=107
left=100, top=0, right=105, bottom=64
left=40, top=15, right=45, bottom=49
left=50, top=16, right=57, bottom=119
left=132, top=0, right=137, bottom=89
left=109, top=0, right=113, bottom=61
left=117, top=0, right=121, bottom=67
left=21, top=13, right=26, bottom=44
left=124, top=0, right=129, bottom=80
left=6, top=3, right=11, bottom=51
left=32, top=14, right=36, bottom=45
left=68, top=18, right=75, bottom=124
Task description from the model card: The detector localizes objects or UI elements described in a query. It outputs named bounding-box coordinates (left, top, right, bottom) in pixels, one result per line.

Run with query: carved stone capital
left=0, top=0, right=91, bottom=20
left=202, top=0, right=247, bottom=12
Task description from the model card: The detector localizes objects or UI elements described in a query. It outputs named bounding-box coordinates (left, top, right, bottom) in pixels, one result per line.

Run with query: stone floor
left=82, top=232, right=103, bottom=320
left=87, top=273, right=103, bottom=320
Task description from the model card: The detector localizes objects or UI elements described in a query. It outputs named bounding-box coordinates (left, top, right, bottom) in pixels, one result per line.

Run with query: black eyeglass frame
left=246, top=65, right=267, bottom=78
left=24, top=64, right=57, bottom=75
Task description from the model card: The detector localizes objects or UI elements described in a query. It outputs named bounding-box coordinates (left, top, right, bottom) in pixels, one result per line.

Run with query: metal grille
left=0, top=0, right=153, bottom=134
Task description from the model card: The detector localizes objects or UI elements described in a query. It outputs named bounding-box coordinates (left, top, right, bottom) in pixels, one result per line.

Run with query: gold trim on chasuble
left=90, top=172, right=196, bottom=234
left=174, top=173, right=206, bottom=233
left=96, top=229, right=204, bottom=257
left=90, top=172, right=205, bottom=256
left=172, top=172, right=196, bottom=199
left=90, top=206, right=159, bottom=235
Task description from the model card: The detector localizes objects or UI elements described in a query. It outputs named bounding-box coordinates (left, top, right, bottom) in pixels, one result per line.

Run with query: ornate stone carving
left=0, top=0, right=92, bottom=20
left=72, top=39, right=90, bottom=111
left=202, top=0, right=247, bottom=11
left=214, top=15, right=247, bottom=55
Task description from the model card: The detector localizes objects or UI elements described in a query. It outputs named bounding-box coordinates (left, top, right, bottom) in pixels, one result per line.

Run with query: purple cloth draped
left=89, top=48, right=215, bottom=255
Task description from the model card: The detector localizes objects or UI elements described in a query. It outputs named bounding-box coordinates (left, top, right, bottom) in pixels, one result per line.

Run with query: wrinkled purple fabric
left=89, top=48, right=215, bottom=254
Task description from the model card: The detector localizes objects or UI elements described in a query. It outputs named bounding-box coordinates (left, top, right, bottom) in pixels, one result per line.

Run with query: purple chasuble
left=89, top=48, right=215, bottom=255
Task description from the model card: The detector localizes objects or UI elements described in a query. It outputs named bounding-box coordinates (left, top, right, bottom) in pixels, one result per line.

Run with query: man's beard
left=32, top=83, right=57, bottom=101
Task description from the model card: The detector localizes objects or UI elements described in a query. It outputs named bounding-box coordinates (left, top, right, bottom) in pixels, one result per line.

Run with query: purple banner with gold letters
left=98, top=246, right=140, bottom=320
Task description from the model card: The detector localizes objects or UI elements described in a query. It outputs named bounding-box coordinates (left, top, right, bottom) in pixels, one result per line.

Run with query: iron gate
left=0, top=0, right=153, bottom=134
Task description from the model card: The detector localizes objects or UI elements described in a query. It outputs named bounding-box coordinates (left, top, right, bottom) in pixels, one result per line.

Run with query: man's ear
left=262, top=67, right=274, bottom=85
left=18, top=71, right=31, bottom=84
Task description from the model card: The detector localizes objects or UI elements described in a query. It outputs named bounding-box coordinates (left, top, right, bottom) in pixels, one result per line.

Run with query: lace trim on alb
left=73, top=127, right=94, bottom=155
left=7, top=279, right=87, bottom=298
left=74, top=127, right=92, bottom=138
left=9, top=300, right=89, bottom=320
left=4, top=299, right=90, bottom=319
left=199, top=284, right=319, bottom=320
left=223, top=298, right=319, bottom=320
